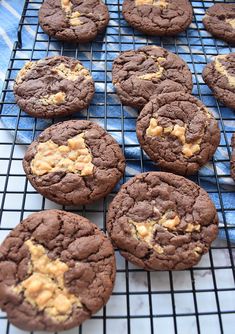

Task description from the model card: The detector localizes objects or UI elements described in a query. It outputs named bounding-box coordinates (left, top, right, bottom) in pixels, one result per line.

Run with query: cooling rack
left=0, top=0, right=235, bottom=333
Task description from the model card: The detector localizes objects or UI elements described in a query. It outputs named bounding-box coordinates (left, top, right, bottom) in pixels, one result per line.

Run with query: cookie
left=23, top=120, right=125, bottom=206
left=202, top=53, right=235, bottom=109
left=107, top=172, right=218, bottom=270
left=122, top=0, right=193, bottom=36
left=14, top=56, right=95, bottom=119
left=0, top=210, right=115, bottom=331
left=112, top=46, right=193, bottom=110
left=136, top=92, right=220, bottom=175
left=203, top=4, right=235, bottom=44
left=231, top=133, right=235, bottom=181
left=39, top=0, right=109, bottom=43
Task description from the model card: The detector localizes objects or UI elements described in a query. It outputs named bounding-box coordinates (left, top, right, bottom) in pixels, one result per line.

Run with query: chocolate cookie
left=0, top=210, right=115, bottom=331
left=231, top=133, right=235, bottom=181
left=23, top=120, right=125, bottom=206
left=14, top=56, right=95, bottom=119
left=107, top=172, right=218, bottom=270
left=122, top=0, right=193, bottom=36
left=112, top=46, right=193, bottom=109
left=136, top=92, right=220, bottom=175
left=203, top=4, right=235, bottom=44
left=39, top=0, right=109, bottom=43
left=202, top=53, right=235, bottom=109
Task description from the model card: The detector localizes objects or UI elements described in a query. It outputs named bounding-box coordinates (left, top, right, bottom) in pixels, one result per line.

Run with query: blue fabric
left=0, top=0, right=235, bottom=243
left=0, top=1, right=24, bottom=89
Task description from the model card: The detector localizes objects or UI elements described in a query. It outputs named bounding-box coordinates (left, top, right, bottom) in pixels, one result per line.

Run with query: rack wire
left=0, top=0, right=235, bottom=333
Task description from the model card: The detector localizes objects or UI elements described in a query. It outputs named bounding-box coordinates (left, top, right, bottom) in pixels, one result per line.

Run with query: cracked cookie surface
left=122, top=0, right=192, bottom=36
left=202, top=53, right=235, bottom=109
left=23, top=120, right=125, bottom=206
left=0, top=210, right=116, bottom=331
left=39, top=0, right=109, bottom=43
left=14, top=56, right=95, bottom=119
left=231, top=133, right=235, bottom=181
left=107, top=172, right=218, bottom=270
left=112, top=46, right=193, bottom=109
left=136, top=92, right=220, bottom=175
left=203, top=4, right=235, bottom=44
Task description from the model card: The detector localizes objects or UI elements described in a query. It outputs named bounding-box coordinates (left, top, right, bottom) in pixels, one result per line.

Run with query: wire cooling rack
left=0, top=0, right=235, bottom=333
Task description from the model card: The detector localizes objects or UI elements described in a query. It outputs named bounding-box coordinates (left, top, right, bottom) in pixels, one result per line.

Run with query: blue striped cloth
left=0, top=0, right=235, bottom=242
left=0, top=1, right=25, bottom=88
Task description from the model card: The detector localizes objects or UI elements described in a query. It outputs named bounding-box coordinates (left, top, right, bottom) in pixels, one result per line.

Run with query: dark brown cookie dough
left=0, top=210, right=116, bottom=331
left=112, top=46, right=193, bottom=110
left=107, top=172, right=218, bottom=271
left=122, top=0, right=193, bottom=36
left=203, top=4, right=235, bottom=44
left=23, top=120, right=125, bottom=206
left=202, top=53, right=235, bottom=109
left=14, top=56, right=95, bottom=119
left=136, top=92, right=220, bottom=175
left=231, top=133, right=235, bottom=181
left=39, top=0, right=109, bottom=43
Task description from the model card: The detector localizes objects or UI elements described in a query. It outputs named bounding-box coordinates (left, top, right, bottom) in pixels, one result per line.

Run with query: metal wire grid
left=0, top=0, right=235, bottom=333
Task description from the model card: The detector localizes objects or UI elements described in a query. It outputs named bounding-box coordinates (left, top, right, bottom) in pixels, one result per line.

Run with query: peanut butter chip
left=61, top=0, right=83, bottom=26
left=158, top=214, right=180, bottom=230
left=61, top=0, right=72, bottom=12
left=129, top=213, right=180, bottom=254
left=146, top=118, right=163, bottom=136
left=15, top=61, right=37, bottom=84
left=31, top=133, right=94, bottom=176
left=193, top=246, right=202, bottom=256
left=55, top=63, right=91, bottom=81
left=69, top=11, right=83, bottom=26
left=131, top=220, right=164, bottom=254
left=146, top=117, right=202, bottom=158
left=154, top=245, right=164, bottom=254
left=138, top=57, right=165, bottom=81
left=135, top=0, right=168, bottom=8
left=214, top=55, right=235, bottom=88
left=226, top=18, right=235, bottom=29
left=40, top=92, right=66, bottom=106
left=185, top=223, right=201, bottom=233
left=171, top=124, right=186, bottom=144
left=12, top=240, right=82, bottom=322
left=182, top=142, right=201, bottom=158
